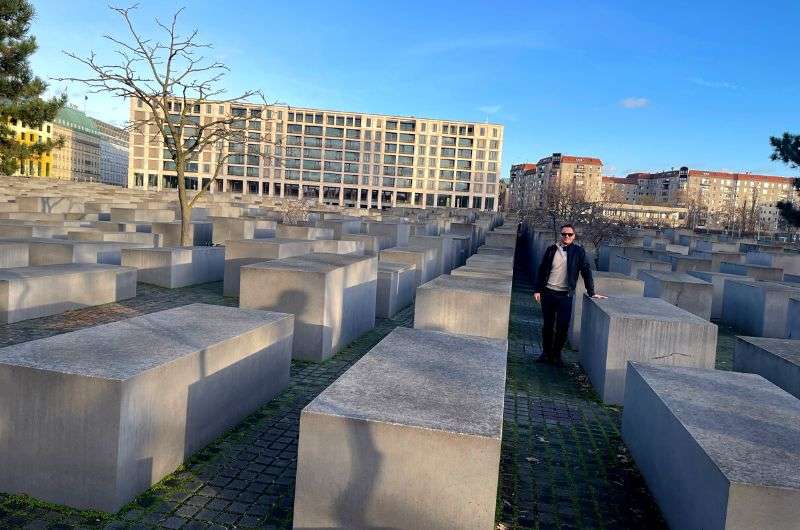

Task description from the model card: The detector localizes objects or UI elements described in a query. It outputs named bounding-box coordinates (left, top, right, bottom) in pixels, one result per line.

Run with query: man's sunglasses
left=561, top=232, right=575, bottom=237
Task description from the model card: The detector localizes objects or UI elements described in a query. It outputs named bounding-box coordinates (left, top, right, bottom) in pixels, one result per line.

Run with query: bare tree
left=55, top=5, right=267, bottom=246
left=576, top=204, right=635, bottom=268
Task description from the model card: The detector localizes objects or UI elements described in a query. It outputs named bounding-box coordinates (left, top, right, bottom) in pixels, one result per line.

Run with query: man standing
left=533, top=224, right=605, bottom=364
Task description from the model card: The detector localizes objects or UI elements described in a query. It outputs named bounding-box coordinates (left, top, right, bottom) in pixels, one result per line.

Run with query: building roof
left=55, top=107, right=100, bottom=136
left=511, top=163, right=537, bottom=172
left=630, top=168, right=794, bottom=184
left=537, top=153, right=603, bottom=166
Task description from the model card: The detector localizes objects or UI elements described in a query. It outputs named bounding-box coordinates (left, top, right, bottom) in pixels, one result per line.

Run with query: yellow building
left=7, top=118, right=53, bottom=177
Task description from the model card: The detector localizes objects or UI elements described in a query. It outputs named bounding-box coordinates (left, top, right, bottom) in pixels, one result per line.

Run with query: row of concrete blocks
left=578, top=273, right=800, bottom=528
left=293, top=241, right=515, bottom=529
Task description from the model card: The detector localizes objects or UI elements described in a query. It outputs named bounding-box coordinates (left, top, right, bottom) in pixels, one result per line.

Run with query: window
left=386, top=120, right=398, bottom=130
left=325, top=138, right=343, bottom=149
left=327, top=115, right=335, bottom=125
left=399, top=133, right=415, bottom=143
left=324, top=161, right=343, bottom=171
left=345, top=140, right=361, bottom=150
left=399, top=144, right=414, bottom=154
left=441, top=147, right=456, bottom=157
left=288, top=124, right=302, bottom=133
left=303, top=171, right=320, bottom=181
left=440, top=159, right=455, bottom=169
left=304, top=137, right=322, bottom=147
left=285, top=170, right=300, bottom=180
left=346, top=129, right=360, bottom=139
left=326, top=127, right=344, bottom=137
left=398, top=156, right=413, bottom=166
left=287, top=135, right=302, bottom=146
left=345, top=151, right=360, bottom=162
left=385, top=143, right=397, bottom=153
left=303, top=160, right=321, bottom=170
left=227, top=165, right=245, bottom=176
left=336, top=116, right=345, bottom=126
left=305, top=125, right=323, bottom=136
left=384, top=154, right=397, bottom=164
left=458, top=138, right=473, bottom=147
left=458, top=149, right=472, bottom=158
left=304, top=148, right=322, bottom=159
left=325, top=150, right=342, bottom=160
left=492, top=128, right=498, bottom=137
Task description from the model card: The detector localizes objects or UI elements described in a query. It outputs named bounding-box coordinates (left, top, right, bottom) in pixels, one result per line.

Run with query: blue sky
left=30, top=0, right=800, bottom=178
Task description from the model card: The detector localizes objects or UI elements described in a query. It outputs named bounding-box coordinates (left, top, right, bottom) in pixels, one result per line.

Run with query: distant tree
left=576, top=204, right=635, bottom=268
left=57, top=5, right=268, bottom=246
left=0, top=0, right=65, bottom=176
left=770, top=132, right=800, bottom=227
left=277, top=198, right=311, bottom=225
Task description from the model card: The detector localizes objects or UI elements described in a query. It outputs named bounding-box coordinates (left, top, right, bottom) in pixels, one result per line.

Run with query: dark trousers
left=541, top=288, right=573, bottom=359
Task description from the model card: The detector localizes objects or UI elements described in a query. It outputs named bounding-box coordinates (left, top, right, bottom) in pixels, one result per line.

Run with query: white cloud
left=478, top=104, right=502, bottom=115
left=619, top=97, right=650, bottom=109
left=689, top=77, right=740, bottom=90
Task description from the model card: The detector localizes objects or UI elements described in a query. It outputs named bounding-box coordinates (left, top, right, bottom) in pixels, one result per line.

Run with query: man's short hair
left=561, top=223, right=576, bottom=233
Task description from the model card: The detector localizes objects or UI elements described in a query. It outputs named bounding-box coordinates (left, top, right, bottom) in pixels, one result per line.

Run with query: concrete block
left=720, top=261, right=783, bottom=282
left=409, top=235, right=454, bottom=275
left=0, top=303, right=293, bottom=511
left=688, top=271, right=752, bottom=320
left=240, top=253, right=377, bottom=361
left=621, top=362, right=800, bottom=530
left=610, top=254, right=671, bottom=277
left=223, top=239, right=313, bottom=297
left=380, top=246, right=437, bottom=286
left=414, top=274, right=512, bottom=340
left=721, top=279, right=800, bottom=338
left=376, top=261, right=416, bottom=318
left=151, top=221, right=212, bottom=247
left=341, top=233, right=381, bottom=256
left=788, top=297, right=800, bottom=339
left=639, top=270, right=713, bottom=320
left=365, top=222, right=410, bottom=248
left=580, top=296, right=718, bottom=404
left=310, top=239, right=364, bottom=255
left=293, top=327, right=507, bottom=530
left=451, top=265, right=514, bottom=281
left=121, top=247, right=224, bottom=288
left=276, top=224, right=334, bottom=240
left=746, top=251, right=800, bottom=276
left=0, top=264, right=136, bottom=323
left=734, top=336, right=800, bottom=399
left=669, top=254, right=712, bottom=273
left=110, top=208, right=175, bottom=223
left=485, top=230, right=516, bottom=250
left=0, top=242, right=29, bottom=268
left=318, top=218, right=362, bottom=239
left=569, top=271, right=644, bottom=350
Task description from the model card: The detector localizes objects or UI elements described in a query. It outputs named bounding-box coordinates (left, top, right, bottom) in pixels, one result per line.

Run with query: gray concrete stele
left=622, top=362, right=800, bottom=530
left=580, top=296, right=717, bottom=405
left=0, top=304, right=294, bottom=512
left=293, top=327, right=507, bottom=530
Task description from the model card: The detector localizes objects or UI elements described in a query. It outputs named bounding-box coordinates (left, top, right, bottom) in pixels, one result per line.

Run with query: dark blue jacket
left=534, top=243, right=595, bottom=297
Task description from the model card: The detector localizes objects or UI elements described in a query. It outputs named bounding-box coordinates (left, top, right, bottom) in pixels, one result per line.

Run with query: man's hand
left=591, top=294, right=608, bottom=299
left=534, top=292, right=541, bottom=304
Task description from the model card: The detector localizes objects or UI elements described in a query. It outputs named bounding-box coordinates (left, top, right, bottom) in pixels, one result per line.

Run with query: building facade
left=507, top=163, right=537, bottom=209
left=601, top=202, right=688, bottom=227
left=51, top=107, right=129, bottom=186
left=93, top=118, right=129, bottom=186
left=535, top=153, right=603, bottom=203
left=7, top=118, right=53, bottom=178
left=128, top=99, right=504, bottom=210
left=617, top=167, right=799, bottom=230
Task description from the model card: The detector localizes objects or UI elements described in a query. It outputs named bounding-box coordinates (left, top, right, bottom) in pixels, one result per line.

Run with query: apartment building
left=601, top=176, right=639, bottom=203
left=507, top=163, right=537, bottom=209
left=128, top=99, right=504, bottom=211
left=536, top=153, right=603, bottom=202
left=7, top=118, right=53, bottom=178
left=619, top=167, right=799, bottom=230
left=51, top=107, right=129, bottom=186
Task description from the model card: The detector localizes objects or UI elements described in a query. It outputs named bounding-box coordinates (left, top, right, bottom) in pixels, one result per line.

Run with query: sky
left=29, top=0, right=800, bottom=179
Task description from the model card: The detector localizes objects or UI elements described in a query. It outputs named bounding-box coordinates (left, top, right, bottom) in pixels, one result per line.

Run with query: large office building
left=51, top=107, right=129, bottom=186
left=128, top=99, right=504, bottom=210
